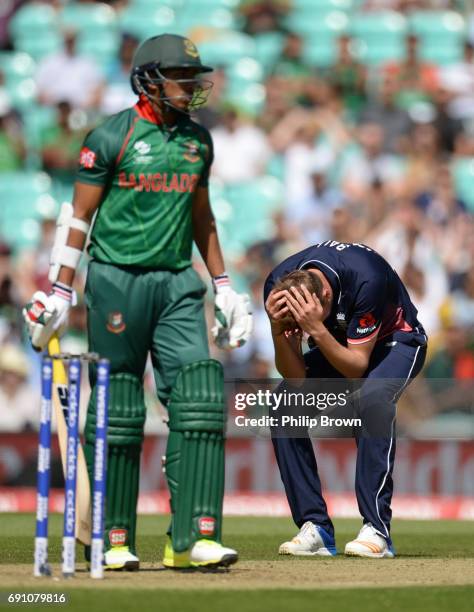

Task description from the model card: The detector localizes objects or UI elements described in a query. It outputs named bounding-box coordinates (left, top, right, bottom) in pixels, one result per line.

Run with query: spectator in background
left=272, top=31, right=310, bottom=80
left=239, top=0, right=290, bottom=35
left=424, top=321, right=474, bottom=385
left=36, top=28, right=103, bottom=109
left=0, top=0, right=22, bottom=49
left=99, top=33, right=139, bottom=115
left=284, top=155, right=342, bottom=245
left=211, top=105, right=271, bottom=183
left=384, top=34, right=439, bottom=110
left=0, top=91, right=25, bottom=171
left=328, top=35, right=367, bottom=119
left=16, top=213, right=57, bottom=301
left=449, top=268, right=474, bottom=329
left=440, top=42, right=474, bottom=121
left=414, top=161, right=473, bottom=281
left=0, top=343, right=38, bottom=432
left=404, top=121, right=441, bottom=196
left=270, top=105, right=350, bottom=207
left=368, top=199, right=448, bottom=335
left=341, top=122, right=405, bottom=200
left=39, top=100, right=87, bottom=199
left=431, top=86, right=464, bottom=153
left=360, top=74, right=411, bottom=153
left=0, top=243, right=21, bottom=343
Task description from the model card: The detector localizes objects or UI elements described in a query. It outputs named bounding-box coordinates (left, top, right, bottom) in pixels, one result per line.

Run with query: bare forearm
left=311, top=323, right=367, bottom=378
left=193, top=215, right=225, bottom=277
left=272, top=332, right=306, bottom=378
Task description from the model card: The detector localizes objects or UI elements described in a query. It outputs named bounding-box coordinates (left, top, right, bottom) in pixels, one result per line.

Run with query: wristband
left=52, top=282, right=73, bottom=302
left=212, top=273, right=231, bottom=294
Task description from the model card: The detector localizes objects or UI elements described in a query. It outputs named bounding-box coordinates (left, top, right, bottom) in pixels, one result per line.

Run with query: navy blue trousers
left=271, top=330, right=427, bottom=544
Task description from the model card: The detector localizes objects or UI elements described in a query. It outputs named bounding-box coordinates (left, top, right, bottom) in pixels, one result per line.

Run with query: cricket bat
left=48, top=335, right=91, bottom=545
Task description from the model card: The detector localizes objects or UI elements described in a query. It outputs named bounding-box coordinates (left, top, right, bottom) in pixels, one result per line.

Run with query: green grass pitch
left=0, top=514, right=472, bottom=612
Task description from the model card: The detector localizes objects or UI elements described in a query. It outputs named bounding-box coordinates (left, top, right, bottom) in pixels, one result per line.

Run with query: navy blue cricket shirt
left=263, top=241, right=425, bottom=345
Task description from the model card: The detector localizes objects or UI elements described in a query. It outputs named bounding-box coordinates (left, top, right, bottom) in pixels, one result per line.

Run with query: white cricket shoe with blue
left=278, top=521, right=337, bottom=556
left=344, top=523, right=395, bottom=558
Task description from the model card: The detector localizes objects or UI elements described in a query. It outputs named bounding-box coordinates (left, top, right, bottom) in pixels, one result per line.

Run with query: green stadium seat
left=0, top=172, right=57, bottom=250
left=350, top=11, right=407, bottom=65
left=5, top=78, right=37, bottom=111
left=0, top=52, right=35, bottom=83
left=128, top=0, right=182, bottom=9
left=0, top=52, right=37, bottom=110
left=14, top=34, right=63, bottom=61
left=292, top=0, right=353, bottom=9
left=185, top=0, right=240, bottom=8
left=227, top=57, right=264, bottom=85
left=451, top=158, right=474, bottom=212
left=175, top=8, right=240, bottom=34
left=409, top=11, right=466, bottom=66
left=253, top=32, right=285, bottom=75
left=60, top=2, right=117, bottom=33
left=226, top=82, right=266, bottom=116
left=9, top=3, right=58, bottom=40
left=266, top=154, right=285, bottom=181
left=198, top=31, right=256, bottom=67
left=223, top=176, right=283, bottom=248
left=118, top=6, right=176, bottom=40
left=77, top=31, right=120, bottom=68
left=22, top=106, right=58, bottom=151
left=300, top=12, right=349, bottom=67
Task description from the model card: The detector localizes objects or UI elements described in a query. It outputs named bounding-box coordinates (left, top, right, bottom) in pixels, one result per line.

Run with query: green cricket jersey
left=76, top=96, right=213, bottom=270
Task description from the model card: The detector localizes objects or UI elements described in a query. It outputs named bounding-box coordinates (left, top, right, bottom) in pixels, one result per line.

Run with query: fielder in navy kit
left=264, top=241, right=427, bottom=558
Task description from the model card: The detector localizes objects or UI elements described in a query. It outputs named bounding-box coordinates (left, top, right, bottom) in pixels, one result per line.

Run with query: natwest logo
left=109, top=528, right=127, bottom=547
left=198, top=517, right=216, bottom=536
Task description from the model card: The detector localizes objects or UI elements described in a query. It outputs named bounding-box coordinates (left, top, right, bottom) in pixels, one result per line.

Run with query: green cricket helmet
left=130, top=33, right=213, bottom=111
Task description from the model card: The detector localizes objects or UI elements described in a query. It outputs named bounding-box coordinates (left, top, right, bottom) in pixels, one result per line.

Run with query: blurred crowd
left=0, top=0, right=473, bottom=433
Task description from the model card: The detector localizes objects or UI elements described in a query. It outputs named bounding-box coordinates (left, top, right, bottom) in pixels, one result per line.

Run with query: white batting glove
left=211, top=274, right=253, bottom=349
left=22, top=283, right=73, bottom=351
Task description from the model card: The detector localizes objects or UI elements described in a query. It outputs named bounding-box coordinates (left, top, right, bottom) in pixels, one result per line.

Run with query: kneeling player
left=264, top=241, right=427, bottom=558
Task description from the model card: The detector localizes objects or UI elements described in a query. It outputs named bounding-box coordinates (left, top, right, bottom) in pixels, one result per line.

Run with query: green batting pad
left=166, top=360, right=226, bottom=552
left=84, top=374, right=146, bottom=553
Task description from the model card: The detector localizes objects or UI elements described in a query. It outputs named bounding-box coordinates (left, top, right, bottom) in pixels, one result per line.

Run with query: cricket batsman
left=23, top=34, right=252, bottom=570
left=264, top=241, right=427, bottom=558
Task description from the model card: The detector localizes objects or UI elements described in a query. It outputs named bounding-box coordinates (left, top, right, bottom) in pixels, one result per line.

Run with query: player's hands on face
left=283, top=285, right=324, bottom=336
left=265, top=289, right=300, bottom=337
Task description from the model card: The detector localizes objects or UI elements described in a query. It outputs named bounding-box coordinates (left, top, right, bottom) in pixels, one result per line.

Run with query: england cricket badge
left=106, top=311, right=126, bottom=334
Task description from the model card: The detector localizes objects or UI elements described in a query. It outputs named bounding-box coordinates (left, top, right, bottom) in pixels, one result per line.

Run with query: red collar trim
left=134, top=95, right=162, bottom=125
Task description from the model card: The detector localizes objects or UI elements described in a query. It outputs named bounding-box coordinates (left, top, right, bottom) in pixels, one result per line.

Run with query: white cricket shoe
left=190, top=539, right=238, bottom=568
left=278, top=521, right=337, bottom=556
left=344, top=523, right=395, bottom=558
left=104, top=546, right=140, bottom=571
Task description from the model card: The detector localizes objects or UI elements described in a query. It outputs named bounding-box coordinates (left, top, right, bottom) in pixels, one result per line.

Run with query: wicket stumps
left=90, top=359, right=110, bottom=579
left=34, top=353, right=110, bottom=579
left=33, top=358, right=53, bottom=577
